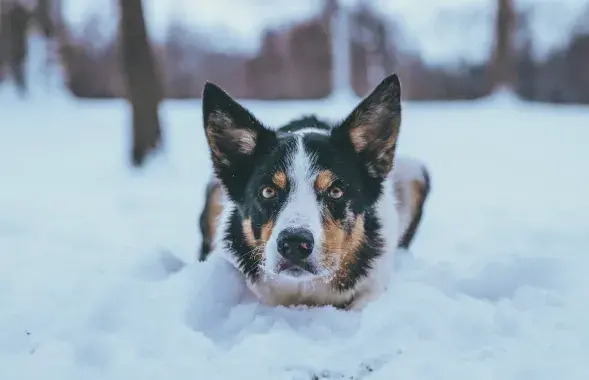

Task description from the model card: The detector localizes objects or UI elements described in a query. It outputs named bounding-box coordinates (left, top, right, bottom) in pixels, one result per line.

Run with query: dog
left=199, top=156, right=430, bottom=262
left=198, top=74, right=430, bottom=311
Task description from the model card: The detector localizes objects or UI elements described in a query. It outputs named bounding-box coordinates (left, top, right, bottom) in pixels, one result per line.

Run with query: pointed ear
left=203, top=82, right=270, bottom=164
left=202, top=82, right=276, bottom=201
left=331, top=74, right=402, bottom=179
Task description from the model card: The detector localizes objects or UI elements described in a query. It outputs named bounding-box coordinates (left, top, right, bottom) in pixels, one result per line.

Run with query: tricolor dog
left=199, top=74, right=430, bottom=310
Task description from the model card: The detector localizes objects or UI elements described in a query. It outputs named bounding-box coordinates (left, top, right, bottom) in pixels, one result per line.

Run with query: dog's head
left=202, top=74, right=401, bottom=289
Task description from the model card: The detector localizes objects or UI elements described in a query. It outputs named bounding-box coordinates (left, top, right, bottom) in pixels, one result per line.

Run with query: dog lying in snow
left=199, top=157, right=430, bottom=264
left=197, top=74, right=430, bottom=311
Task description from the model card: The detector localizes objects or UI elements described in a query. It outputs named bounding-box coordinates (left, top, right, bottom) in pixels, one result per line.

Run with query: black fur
left=201, top=74, right=402, bottom=291
left=196, top=117, right=330, bottom=263
left=202, top=82, right=278, bottom=204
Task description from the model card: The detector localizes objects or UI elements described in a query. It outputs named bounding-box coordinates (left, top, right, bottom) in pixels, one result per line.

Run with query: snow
left=1, top=87, right=589, bottom=379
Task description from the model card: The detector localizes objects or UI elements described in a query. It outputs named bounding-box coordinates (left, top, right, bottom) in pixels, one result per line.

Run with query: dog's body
left=198, top=74, right=430, bottom=311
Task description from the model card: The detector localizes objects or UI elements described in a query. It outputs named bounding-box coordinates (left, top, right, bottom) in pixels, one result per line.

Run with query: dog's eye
left=261, top=186, right=277, bottom=199
left=328, top=186, right=344, bottom=200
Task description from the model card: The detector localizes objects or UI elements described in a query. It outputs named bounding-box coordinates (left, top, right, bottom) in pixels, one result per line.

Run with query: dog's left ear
left=331, top=73, right=402, bottom=179
left=202, top=82, right=276, bottom=202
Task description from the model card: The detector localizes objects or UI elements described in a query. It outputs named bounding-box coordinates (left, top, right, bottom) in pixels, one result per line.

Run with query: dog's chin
left=265, top=260, right=319, bottom=281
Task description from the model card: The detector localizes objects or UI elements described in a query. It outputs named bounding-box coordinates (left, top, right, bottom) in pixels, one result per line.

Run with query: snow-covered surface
left=1, top=89, right=589, bottom=379
left=61, top=0, right=589, bottom=64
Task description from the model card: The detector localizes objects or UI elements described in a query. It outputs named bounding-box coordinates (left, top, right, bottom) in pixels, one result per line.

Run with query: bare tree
left=35, top=0, right=54, bottom=38
left=489, top=0, right=516, bottom=91
left=329, top=0, right=355, bottom=98
left=0, top=1, right=8, bottom=79
left=118, top=0, right=163, bottom=167
left=0, top=1, right=31, bottom=96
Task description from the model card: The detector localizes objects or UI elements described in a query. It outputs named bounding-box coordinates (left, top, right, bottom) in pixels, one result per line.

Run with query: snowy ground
left=1, top=90, right=588, bottom=380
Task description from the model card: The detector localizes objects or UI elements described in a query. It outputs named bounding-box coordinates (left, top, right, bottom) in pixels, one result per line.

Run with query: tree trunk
left=0, top=2, right=31, bottom=96
left=329, top=0, right=355, bottom=99
left=490, top=0, right=516, bottom=91
left=118, top=0, right=163, bottom=167
left=0, top=1, right=9, bottom=76
left=35, top=0, right=54, bottom=38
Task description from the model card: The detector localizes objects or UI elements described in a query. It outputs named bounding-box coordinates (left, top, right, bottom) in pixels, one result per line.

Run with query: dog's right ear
left=202, top=82, right=276, bottom=202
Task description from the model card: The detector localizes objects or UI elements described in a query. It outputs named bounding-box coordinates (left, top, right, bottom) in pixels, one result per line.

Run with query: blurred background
left=1, top=0, right=588, bottom=102
left=2, top=0, right=588, bottom=167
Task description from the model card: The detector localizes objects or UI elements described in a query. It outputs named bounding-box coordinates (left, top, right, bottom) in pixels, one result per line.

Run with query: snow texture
left=1, top=86, right=589, bottom=379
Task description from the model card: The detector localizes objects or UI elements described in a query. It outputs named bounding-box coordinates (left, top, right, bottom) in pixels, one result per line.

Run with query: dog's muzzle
left=275, top=228, right=317, bottom=275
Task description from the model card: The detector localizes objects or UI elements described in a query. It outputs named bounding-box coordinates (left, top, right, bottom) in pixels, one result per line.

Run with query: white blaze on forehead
left=280, top=136, right=322, bottom=231
left=292, top=127, right=330, bottom=136
left=264, top=136, right=324, bottom=272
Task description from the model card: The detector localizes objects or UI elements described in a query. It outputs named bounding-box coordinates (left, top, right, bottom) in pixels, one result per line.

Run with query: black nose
left=277, top=228, right=314, bottom=261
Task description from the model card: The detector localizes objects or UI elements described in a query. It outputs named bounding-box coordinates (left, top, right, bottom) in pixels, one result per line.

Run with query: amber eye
left=261, top=186, right=277, bottom=199
left=328, top=186, right=344, bottom=200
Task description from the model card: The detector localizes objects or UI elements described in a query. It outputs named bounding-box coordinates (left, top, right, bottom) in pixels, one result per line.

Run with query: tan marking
left=349, top=123, right=398, bottom=154
left=260, top=220, right=274, bottom=243
left=228, top=128, right=257, bottom=154
left=241, top=218, right=275, bottom=248
left=241, top=217, right=274, bottom=264
left=395, top=178, right=425, bottom=236
left=396, top=175, right=429, bottom=248
left=241, top=218, right=263, bottom=265
left=206, top=110, right=258, bottom=158
left=242, top=218, right=257, bottom=248
left=349, top=127, right=368, bottom=153
left=206, top=184, right=224, bottom=245
left=320, top=214, right=366, bottom=283
left=272, top=171, right=288, bottom=189
left=410, top=179, right=424, bottom=216
left=206, top=186, right=274, bottom=255
left=315, top=170, right=335, bottom=192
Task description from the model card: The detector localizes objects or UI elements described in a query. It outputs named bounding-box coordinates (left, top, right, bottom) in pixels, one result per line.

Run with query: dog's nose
left=277, top=228, right=314, bottom=261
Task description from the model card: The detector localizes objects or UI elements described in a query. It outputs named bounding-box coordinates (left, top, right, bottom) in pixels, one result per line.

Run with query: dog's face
left=202, top=74, right=401, bottom=289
